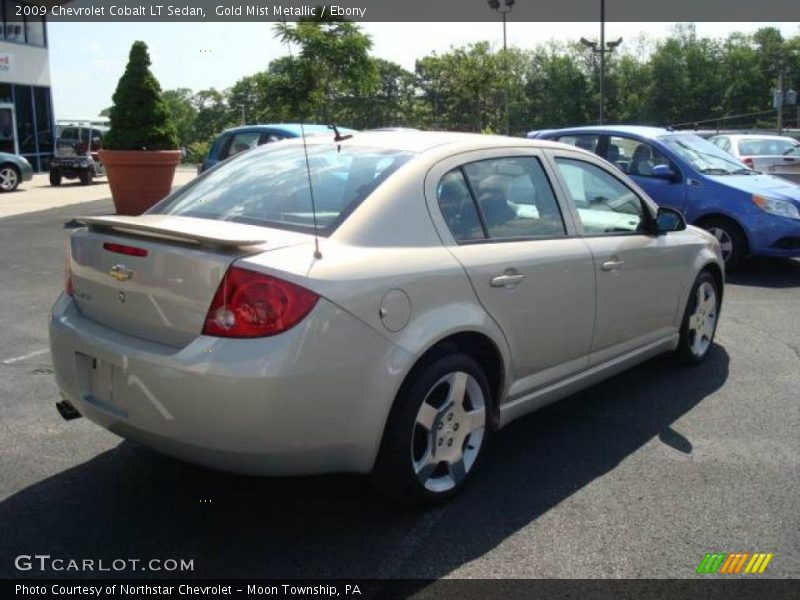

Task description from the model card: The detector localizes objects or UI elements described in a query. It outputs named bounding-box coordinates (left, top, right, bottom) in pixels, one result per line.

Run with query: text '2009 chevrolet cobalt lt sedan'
left=49, top=131, right=724, bottom=504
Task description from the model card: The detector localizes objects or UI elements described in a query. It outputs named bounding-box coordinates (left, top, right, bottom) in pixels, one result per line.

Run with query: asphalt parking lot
left=0, top=194, right=798, bottom=580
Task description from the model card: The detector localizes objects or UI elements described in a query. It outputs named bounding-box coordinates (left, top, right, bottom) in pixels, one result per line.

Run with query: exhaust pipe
left=56, top=400, right=82, bottom=421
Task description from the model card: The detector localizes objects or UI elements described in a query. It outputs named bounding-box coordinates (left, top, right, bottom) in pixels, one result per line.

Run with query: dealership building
left=0, top=2, right=52, bottom=171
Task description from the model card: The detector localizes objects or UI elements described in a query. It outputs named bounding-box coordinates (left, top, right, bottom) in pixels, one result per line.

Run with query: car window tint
left=462, top=157, right=566, bottom=240
left=609, top=136, right=671, bottom=178
left=555, top=158, right=647, bottom=235
left=437, top=170, right=485, bottom=242
left=153, top=144, right=414, bottom=236
left=738, top=138, right=800, bottom=156
left=556, top=134, right=600, bottom=154
left=224, top=132, right=261, bottom=158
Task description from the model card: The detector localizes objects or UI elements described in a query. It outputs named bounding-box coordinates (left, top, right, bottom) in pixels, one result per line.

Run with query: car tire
left=698, top=217, right=747, bottom=271
left=372, top=352, right=491, bottom=506
left=676, top=270, right=720, bottom=366
left=0, top=164, right=20, bottom=192
left=49, top=169, right=62, bottom=186
left=79, top=170, right=93, bottom=186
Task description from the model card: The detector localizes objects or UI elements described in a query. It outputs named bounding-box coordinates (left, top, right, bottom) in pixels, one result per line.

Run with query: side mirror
left=652, top=164, right=678, bottom=181
left=656, top=207, right=686, bottom=234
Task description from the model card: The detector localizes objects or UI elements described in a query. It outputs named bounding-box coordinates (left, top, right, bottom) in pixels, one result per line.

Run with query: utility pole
left=777, top=68, right=784, bottom=136
left=580, top=0, right=622, bottom=125
left=487, top=0, right=514, bottom=135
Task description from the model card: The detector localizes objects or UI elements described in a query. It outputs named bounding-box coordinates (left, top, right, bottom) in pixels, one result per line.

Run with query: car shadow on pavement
left=727, top=257, right=800, bottom=288
left=0, top=347, right=729, bottom=580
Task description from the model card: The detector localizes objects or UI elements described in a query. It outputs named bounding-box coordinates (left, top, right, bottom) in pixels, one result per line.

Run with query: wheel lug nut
left=437, top=422, right=443, bottom=430
left=438, top=438, right=443, bottom=446
left=447, top=413, right=453, bottom=421
left=447, top=439, right=453, bottom=447
left=453, top=423, right=459, bottom=431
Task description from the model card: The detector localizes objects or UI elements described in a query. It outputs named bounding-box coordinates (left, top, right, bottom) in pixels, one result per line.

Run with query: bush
left=187, top=140, right=210, bottom=164
left=103, top=41, right=179, bottom=151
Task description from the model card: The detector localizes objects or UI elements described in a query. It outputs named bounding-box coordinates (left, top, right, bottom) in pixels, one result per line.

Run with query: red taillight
left=202, top=266, right=319, bottom=338
left=103, top=242, right=148, bottom=257
left=65, top=242, right=74, bottom=297
left=742, top=157, right=755, bottom=170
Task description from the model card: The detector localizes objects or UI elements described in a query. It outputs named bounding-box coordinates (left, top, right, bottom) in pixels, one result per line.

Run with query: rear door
left=546, top=150, right=688, bottom=363
left=426, top=148, right=596, bottom=398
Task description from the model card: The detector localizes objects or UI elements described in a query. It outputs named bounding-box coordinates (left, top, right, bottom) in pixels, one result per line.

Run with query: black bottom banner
left=4, top=579, right=800, bottom=600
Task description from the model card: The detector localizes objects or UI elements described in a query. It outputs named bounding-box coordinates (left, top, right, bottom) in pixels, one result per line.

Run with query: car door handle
left=490, top=274, right=525, bottom=288
left=601, top=260, right=625, bottom=271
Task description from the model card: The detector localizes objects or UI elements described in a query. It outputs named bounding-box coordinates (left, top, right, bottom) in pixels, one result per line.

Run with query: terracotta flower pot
left=100, top=149, right=182, bottom=215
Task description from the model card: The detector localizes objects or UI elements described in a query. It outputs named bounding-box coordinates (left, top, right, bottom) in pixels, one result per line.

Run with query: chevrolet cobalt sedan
left=50, top=132, right=724, bottom=504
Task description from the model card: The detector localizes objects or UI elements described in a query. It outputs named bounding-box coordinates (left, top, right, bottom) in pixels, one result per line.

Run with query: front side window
left=555, top=158, right=648, bottom=235
left=223, top=132, right=260, bottom=159
left=608, top=136, right=672, bottom=178
left=153, top=144, right=413, bottom=235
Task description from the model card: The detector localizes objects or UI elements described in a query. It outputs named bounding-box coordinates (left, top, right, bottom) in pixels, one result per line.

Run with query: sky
left=48, top=21, right=800, bottom=119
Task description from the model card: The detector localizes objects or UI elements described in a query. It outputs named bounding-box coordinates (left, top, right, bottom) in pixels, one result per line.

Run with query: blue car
left=529, top=125, right=800, bottom=268
left=199, top=123, right=356, bottom=174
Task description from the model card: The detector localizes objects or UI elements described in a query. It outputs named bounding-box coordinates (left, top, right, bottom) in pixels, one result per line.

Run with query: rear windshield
left=153, top=143, right=413, bottom=235
left=738, top=138, right=800, bottom=157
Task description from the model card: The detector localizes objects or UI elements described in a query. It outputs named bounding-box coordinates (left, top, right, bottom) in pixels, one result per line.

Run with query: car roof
left=276, top=130, right=573, bottom=154
left=220, top=123, right=355, bottom=136
left=535, top=125, right=671, bottom=139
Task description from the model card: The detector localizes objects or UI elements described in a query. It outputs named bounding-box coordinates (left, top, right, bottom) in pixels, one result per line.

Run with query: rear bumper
left=48, top=294, right=412, bottom=475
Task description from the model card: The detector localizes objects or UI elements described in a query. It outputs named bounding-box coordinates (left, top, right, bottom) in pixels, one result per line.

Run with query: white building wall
left=0, top=41, right=50, bottom=87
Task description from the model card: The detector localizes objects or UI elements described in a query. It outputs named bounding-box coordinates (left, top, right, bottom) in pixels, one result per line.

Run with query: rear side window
left=437, top=157, right=566, bottom=242
left=153, top=144, right=413, bottom=235
left=437, top=170, right=485, bottom=242
left=556, top=134, right=600, bottom=154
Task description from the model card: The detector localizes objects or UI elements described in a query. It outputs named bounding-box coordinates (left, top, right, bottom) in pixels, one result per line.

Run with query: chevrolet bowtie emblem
left=110, top=263, right=133, bottom=282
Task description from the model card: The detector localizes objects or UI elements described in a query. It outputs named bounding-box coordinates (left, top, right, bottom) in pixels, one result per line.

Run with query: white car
left=49, top=131, right=724, bottom=504
left=710, top=133, right=800, bottom=183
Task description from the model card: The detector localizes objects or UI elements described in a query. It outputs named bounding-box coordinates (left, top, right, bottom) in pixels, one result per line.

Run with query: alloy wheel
left=707, top=226, right=733, bottom=263
left=411, top=371, right=486, bottom=493
left=0, top=167, right=18, bottom=191
left=688, top=281, right=718, bottom=358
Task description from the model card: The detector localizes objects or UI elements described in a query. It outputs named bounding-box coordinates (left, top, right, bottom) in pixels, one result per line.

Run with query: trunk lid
left=69, top=216, right=312, bottom=347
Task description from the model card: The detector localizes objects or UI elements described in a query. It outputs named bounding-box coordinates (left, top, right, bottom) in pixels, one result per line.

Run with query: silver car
left=49, top=132, right=724, bottom=504
left=709, top=133, right=800, bottom=183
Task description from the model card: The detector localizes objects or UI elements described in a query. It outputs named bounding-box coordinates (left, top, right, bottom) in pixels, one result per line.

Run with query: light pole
left=580, top=0, right=622, bottom=124
left=488, top=0, right=514, bottom=135
left=239, top=104, right=246, bottom=126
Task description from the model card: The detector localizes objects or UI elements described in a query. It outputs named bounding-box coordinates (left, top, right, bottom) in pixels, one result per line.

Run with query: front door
left=428, top=150, right=596, bottom=398
left=549, top=152, right=687, bottom=364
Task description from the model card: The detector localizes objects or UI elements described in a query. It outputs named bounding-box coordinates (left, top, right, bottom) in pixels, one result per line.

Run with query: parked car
left=0, top=152, right=33, bottom=192
left=530, top=125, right=800, bottom=268
left=709, top=133, right=800, bottom=184
left=198, top=123, right=357, bottom=174
left=50, top=123, right=108, bottom=186
left=50, top=131, right=723, bottom=504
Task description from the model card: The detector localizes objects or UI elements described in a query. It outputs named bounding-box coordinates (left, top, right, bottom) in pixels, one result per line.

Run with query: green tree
left=103, top=41, right=179, bottom=151
left=162, top=88, right=197, bottom=148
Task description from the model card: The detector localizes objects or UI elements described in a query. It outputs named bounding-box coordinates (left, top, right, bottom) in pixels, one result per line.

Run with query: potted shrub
left=100, top=41, right=181, bottom=215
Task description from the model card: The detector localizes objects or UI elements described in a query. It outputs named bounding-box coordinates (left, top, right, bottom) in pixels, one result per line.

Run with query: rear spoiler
left=77, top=215, right=268, bottom=248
